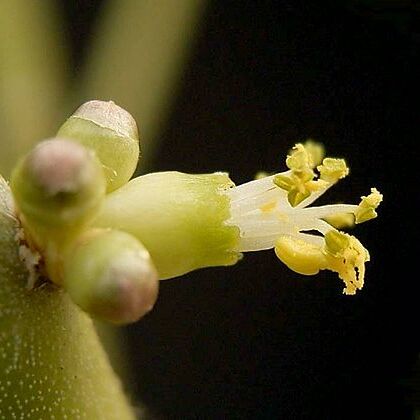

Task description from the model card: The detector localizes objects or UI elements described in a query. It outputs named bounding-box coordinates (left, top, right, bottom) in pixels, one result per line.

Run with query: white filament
left=225, top=173, right=358, bottom=252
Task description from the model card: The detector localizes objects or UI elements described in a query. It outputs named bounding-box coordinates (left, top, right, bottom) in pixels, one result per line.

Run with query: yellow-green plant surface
left=0, top=176, right=135, bottom=419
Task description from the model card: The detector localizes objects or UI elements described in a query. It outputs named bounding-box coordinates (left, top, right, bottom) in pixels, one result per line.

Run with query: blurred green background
left=0, top=0, right=207, bottom=175
left=1, top=1, right=418, bottom=419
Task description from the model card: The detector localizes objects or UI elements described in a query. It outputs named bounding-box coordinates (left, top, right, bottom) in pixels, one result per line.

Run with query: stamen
left=317, top=158, right=349, bottom=182
left=225, top=140, right=381, bottom=295
left=354, top=188, right=383, bottom=224
left=298, top=203, right=359, bottom=219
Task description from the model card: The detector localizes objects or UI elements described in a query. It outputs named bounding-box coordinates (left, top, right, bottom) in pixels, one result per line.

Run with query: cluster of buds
left=11, top=101, right=157, bottom=324
left=10, top=100, right=382, bottom=325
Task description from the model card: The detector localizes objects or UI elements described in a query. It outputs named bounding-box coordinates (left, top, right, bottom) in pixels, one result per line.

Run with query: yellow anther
left=287, top=189, right=311, bottom=207
left=317, top=158, right=349, bottom=183
left=274, top=176, right=312, bottom=206
left=282, top=169, right=318, bottom=206
left=295, top=167, right=315, bottom=184
left=324, top=230, right=350, bottom=256
left=324, top=231, right=370, bottom=295
left=286, top=143, right=314, bottom=173
left=305, top=178, right=328, bottom=192
left=274, top=231, right=370, bottom=295
left=273, top=174, right=295, bottom=191
left=354, top=188, right=383, bottom=224
left=275, top=143, right=320, bottom=207
left=302, top=140, right=325, bottom=167
left=275, top=236, right=328, bottom=275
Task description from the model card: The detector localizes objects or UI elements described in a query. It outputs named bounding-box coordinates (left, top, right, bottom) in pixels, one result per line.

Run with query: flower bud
left=63, top=229, right=159, bottom=324
left=10, top=138, right=106, bottom=229
left=57, top=100, right=140, bottom=192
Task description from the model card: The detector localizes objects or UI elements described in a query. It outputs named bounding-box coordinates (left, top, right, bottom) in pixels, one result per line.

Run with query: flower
left=9, top=101, right=383, bottom=325
left=94, top=139, right=382, bottom=295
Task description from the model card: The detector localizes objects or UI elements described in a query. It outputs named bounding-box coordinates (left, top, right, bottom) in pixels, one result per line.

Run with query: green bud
left=94, top=171, right=241, bottom=280
left=10, top=138, right=106, bottom=230
left=57, top=100, right=140, bottom=192
left=63, top=229, right=159, bottom=325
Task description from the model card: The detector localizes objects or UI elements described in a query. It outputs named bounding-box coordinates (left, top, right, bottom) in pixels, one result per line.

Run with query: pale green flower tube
left=94, top=171, right=241, bottom=280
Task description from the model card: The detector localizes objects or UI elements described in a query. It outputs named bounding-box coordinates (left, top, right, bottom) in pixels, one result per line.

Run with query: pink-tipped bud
left=10, top=138, right=106, bottom=227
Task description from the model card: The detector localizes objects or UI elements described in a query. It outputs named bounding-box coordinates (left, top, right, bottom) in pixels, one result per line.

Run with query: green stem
left=0, top=176, right=136, bottom=418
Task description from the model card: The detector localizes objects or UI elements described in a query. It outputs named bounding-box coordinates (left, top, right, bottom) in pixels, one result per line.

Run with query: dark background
left=61, top=1, right=418, bottom=419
